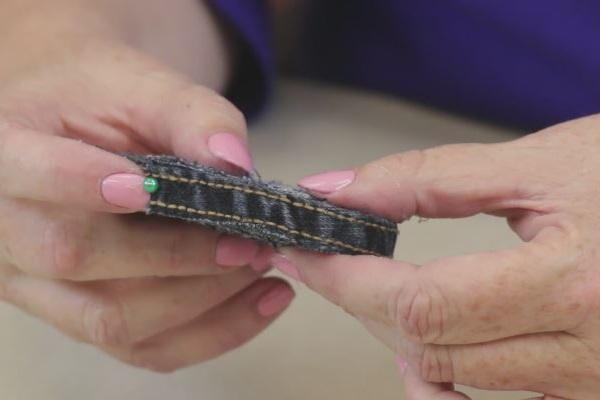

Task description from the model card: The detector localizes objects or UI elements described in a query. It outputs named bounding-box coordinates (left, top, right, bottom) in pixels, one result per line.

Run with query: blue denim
left=126, top=154, right=398, bottom=257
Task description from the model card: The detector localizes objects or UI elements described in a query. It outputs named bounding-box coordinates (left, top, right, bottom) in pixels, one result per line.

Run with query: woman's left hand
left=271, top=115, right=600, bottom=400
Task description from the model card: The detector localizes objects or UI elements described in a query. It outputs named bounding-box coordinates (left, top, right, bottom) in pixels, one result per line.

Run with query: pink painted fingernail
left=395, top=356, right=409, bottom=376
left=101, top=174, right=149, bottom=210
left=251, top=245, right=275, bottom=272
left=257, top=284, right=295, bottom=317
left=271, top=253, right=301, bottom=281
left=215, top=235, right=260, bottom=267
left=208, top=133, right=254, bottom=173
left=297, top=170, right=355, bottom=195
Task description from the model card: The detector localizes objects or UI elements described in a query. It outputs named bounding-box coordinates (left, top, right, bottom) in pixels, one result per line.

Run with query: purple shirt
left=210, top=0, right=600, bottom=130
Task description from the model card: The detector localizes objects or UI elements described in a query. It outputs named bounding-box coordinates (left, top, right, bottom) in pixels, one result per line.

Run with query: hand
left=0, top=24, right=293, bottom=371
left=272, top=115, right=600, bottom=399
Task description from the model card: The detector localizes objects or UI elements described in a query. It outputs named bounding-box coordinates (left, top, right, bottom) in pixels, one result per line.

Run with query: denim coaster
left=125, top=154, right=398, bottom=257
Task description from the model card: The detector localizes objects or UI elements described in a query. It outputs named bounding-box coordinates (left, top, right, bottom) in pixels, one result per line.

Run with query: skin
left=282, top=115, right=600, bottom=400
left=0, top=0, right=292, bottom=372
left=3, top=0, right=594, bottom=395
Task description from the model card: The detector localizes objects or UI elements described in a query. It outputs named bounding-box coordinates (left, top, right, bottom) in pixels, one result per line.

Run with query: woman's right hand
left=0, top=1, right=294, bottom=372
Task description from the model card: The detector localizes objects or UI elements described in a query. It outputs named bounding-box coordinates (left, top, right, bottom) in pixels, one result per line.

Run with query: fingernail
left=297, top=170, right=355, bottom=195
left=270, top=253, right=301, bottom=281
left=208, top=133, right=254, bottom=173
left=215, top=235, right=260, bottom=267
left=251, top=245, right=275, bottom=272
left=395, top=356, right=409, bottom=376
left=101, top=174, right=149, bottom=210
left=257, top=284, right=295, bottom=317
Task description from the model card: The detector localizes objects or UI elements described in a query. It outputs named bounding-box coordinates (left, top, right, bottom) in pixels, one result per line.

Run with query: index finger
left=0, top=128, right=147, bottom=213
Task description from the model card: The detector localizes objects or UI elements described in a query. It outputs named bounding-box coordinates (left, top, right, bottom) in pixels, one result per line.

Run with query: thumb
left=297, top=142, right=538, bottom=221
left=127, top=81, right=254, bottom=175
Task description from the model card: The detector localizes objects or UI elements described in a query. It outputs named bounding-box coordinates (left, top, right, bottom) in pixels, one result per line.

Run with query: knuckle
left=167, top=85, right=247, bottom=133
left=80, top=297, right=129, bottom=347
left=389, top=277, right=448, bottom=344
left=359, top=149, right=427, bottom=183
left=42, top=220, right=90, bottom=279
left=382, top=143, right=486, bottom=183
left=386, top=149, right=430, bottom=181
left=417, top=345, right=456, bottom=383
left=206, top=93, right=246, bottom=131
left=357, top=150, right=428, bottom=218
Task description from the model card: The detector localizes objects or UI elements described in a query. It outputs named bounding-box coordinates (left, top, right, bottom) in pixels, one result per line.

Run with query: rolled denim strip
left=125, top=154, right=398, bottom=257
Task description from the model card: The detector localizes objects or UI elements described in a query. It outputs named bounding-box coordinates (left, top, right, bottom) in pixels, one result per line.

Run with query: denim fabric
left=125, top=154, right=398, bottom=257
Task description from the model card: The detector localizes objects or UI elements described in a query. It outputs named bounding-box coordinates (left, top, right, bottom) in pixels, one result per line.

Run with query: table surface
left=0, top=80, right=537, bottom=400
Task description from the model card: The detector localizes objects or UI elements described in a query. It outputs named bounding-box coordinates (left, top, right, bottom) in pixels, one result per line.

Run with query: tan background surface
left=0, top=81, right=537, bottom=399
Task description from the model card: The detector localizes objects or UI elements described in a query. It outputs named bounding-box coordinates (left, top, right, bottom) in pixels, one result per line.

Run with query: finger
left=127, top=82, right=253, bottom=174
left=0, top=128, right=148, bottom=212
left=99, top=269, right=262, bottom=343
left=297, top=142, right=543, bottom=221
left=278, top=226, right=582, bottom=345
left=402, top=364, right=470, bottom=400
left=250, top=244, right=276, bottom=273
left=109, top=278, right=295, bottom=372
left=2, top=267, right=261, bottom=346
left=1, top=199, right=261, bottom=280
left=404, top=332, right=585, bottom=398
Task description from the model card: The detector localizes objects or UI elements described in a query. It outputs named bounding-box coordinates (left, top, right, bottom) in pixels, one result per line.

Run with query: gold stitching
left=149, top=200, right=379, bottom=256
left=149, top=173, right=397, bottom=233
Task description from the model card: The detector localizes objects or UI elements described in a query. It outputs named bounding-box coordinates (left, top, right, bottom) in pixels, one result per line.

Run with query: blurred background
left=0, top=80, right=537, bottom=399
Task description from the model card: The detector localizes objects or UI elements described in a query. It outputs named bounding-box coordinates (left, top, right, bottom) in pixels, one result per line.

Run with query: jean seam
left=125, top=153, right=398, bottom=257
left=148, top=173, right=397, bottom=233
left=150, top=199, right=380, bottom=256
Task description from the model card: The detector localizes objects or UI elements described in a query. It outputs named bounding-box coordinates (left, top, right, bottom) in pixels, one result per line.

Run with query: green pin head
left=143, top=177, right=159, bottom=193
